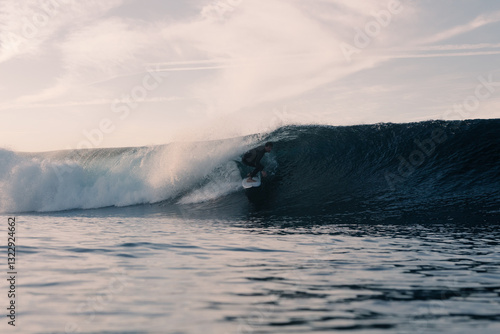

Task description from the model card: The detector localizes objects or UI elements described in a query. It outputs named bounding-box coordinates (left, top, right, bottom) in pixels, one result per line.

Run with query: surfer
left=242, top=142, right=273, bottom=183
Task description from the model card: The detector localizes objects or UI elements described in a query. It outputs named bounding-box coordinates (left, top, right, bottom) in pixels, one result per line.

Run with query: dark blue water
left=241, top=119, right=499, bottom=222
left=6, top=214, right=500, bottom=333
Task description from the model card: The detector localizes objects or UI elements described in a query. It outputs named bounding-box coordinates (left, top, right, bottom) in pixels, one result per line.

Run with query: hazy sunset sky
left=1, top=0, right=499, bottom=151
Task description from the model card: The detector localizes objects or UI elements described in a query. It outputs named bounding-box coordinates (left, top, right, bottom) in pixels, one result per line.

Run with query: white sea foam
left=0, top=136, right=258, bottom=212
left=177, top=161, right=243, bottom=205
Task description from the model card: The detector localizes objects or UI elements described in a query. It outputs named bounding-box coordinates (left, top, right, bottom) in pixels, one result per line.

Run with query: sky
left=0, top=0, right=499, bottom=152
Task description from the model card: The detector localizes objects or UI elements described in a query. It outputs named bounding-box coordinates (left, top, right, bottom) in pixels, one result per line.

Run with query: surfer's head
left=265, top=142, right=273, bottom=152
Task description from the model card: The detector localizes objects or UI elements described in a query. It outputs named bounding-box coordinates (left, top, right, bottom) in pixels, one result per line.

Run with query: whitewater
left=0, top=134, right=259, bottom=212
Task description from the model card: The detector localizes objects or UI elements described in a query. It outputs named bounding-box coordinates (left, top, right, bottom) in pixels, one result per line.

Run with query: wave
left=0, top=137, right=255, bottom=212
left=258, top=119, right=500, bottom=221
left=1, top=119, right=499, bottom=221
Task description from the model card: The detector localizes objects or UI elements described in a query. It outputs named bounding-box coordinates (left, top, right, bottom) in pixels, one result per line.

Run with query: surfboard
left=242, top=173, right=261, bottom=188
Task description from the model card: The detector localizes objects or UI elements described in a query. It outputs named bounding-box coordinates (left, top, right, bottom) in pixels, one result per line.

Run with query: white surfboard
left=242, top=173, right=261, bottom=188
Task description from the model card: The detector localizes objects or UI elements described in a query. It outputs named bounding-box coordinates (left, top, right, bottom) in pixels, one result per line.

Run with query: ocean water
left=1, top=119, right=499, bottom=333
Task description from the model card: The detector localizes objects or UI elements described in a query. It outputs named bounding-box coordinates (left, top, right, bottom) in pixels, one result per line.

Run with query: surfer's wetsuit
left=242, top=145, right=267, bottom=178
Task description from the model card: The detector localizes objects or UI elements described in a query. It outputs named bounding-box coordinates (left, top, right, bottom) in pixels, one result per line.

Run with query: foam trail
left=177, top=161, right=243, bottom=204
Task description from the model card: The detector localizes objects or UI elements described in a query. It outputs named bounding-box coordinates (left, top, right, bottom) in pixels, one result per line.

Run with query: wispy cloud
left=413, top=42, right=500, bottom=51
left=382, top=42, right=500, bottom=59
left=8, top=15, right=162, bottom=107
left=390, top=50, right=500, bottom=59
left=1, top=96, right=186, bottom=110
left=8, top=0, right=399, bottom=114
left=155, top=0, right=400, bottom=114
left=2, top=0, right=500, bottom=151
left=418, top=11, right=500, bottom=45
left=0, top=0, right=123, bottom=63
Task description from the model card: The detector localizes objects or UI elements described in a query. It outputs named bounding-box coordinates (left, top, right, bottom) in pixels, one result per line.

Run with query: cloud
left=391, top=50, right=500, bottom=59
left=0, top=0, right=124, bottom=63
left=59, top=18, right=151, bottom=74
left=3, top=0, right=500, bottom=152
left=0, top=0, right=128, bottom=107
left=10, top=0, right=405, bottom=114
left=380, top=42, right=500, bottom=60
left=8, top=16, right=162, bottom=107
left=418, top=11, right=500, bottom=45
left=154, top=0, right=404, bottom=115
left=413, top=42, right=500, bottom=51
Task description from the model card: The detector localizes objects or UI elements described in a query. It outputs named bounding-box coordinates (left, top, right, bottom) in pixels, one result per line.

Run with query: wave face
left=1, top=119, right=499, bottom=221
left=259, top=119, right=499, bottom=222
